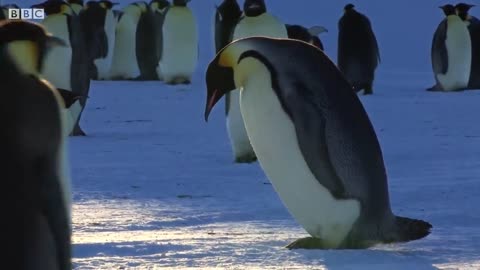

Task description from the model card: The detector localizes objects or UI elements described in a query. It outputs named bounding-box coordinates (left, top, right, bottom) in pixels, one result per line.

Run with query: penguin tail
left=391, top=216, right=432, bottom=243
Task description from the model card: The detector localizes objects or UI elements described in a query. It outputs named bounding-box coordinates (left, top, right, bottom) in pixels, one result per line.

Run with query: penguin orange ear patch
left=219, top=51, right=235, bottom=68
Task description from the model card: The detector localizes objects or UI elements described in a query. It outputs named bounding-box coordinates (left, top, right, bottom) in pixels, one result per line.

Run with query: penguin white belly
left=437, top=18, right=472, bottom=91
left=159, top=7, right=198, bottom=83
left=95, top=11, right=117, bottom=80
left=41, top=16, right=73, bottom=91
left=61, top=100, right=82, bottom=135
left=226, top=14, right=288, bottom=160
left=239, top=67, right=360, bottom=247
left=109, top=15, right=140, bottom=79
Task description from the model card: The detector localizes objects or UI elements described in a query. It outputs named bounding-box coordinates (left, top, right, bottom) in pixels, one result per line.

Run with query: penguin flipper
left=432, top=20, right=448, bottom=75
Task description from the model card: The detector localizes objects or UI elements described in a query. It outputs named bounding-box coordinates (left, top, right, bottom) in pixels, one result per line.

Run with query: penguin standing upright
left=225, top=0, right=288, bottom=163
left=158, top=0, right=198, bottom=84
left=33, top=0, right=92, bottom=136
left=429, top=4, right=472, bottom=91
left=214, top=0, right=242, bottom=53
left=205, top=36, right=432, bottom=249
left=338, top=4, right=380, bottom=95
left=456, top=3, right=480, bottom=89
left=68, top=0, right=84, bottom=15
left=149, top=0, right=171, bottom=81
left=286, top=24, right=327, bottom=50
left=0, top=20, right=71, bottom=269
left=136, top=1, right=159, bottom=80
left=109, top=2, right=150, bottom=80
left=82, top=1, right=119, bottom=80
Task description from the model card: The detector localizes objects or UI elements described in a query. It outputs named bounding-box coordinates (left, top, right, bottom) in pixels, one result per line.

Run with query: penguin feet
left=165, top=77, right=191, bottom=85
left=71, top=125, right=86, bottom=136
left=285, top=237, right=326, bottom=250
left=426, top=84, right=442, bottom=91
left=234, top=153, right=257, bottom=163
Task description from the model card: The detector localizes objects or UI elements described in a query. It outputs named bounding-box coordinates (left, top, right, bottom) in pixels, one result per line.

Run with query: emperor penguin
left=338, top=4, right=380, bottom=95
left=0, top=20, right=72, bottom=269
left=68, top=0, right=84, bottom=15
left=204, top=37, right=432, bottom=249
left=82, top=1, right=119, bottom=80
left=157, top=0, right=198, bottom=84
left=136, top=1, right=159, bottom=80
left=214, top=0, right=242, bottom=53
left=226, top=0, right=288, bottom=163
left=456, top=3, right=480, bottom=90
left=429, top=4, right=472, bottom=91
left=149, top=0, right=171, bottom=81
left=109, top=2, right=150, bottom=80
left=32, top=0, right=92, bottom=136
left=286, top=24, right=328, bottom=50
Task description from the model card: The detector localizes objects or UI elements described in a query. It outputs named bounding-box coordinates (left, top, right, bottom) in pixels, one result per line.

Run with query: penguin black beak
left=204, top=64, right=235, bottom=122
left=46, top=35, right=67, bottom=48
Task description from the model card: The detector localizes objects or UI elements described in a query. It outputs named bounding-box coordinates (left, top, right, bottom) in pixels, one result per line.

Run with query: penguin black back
left=215, top=0, right=242, bottom=53
left=286, top=24, right=325, bottom=51
left=456, top=3, right=480, bottom=89
left=338, top=4, right=380, bottom=94
left=0, top=20, right=71, bottom=270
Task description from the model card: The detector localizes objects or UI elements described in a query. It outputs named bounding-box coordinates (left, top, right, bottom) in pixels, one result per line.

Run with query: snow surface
left=7, top=0, right=480, bottom=269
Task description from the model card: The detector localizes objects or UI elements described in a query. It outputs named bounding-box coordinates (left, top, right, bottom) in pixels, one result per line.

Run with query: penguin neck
left=6, top=41, right=40, bottom=76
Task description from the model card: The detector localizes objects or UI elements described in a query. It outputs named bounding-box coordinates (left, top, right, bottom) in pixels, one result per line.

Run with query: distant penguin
left=109, top=2, right=150, bottom=80
left=33, top=0, right=92, bottom=136
left=158, top=0, right=198, bottom=84
left=205, top=36, right=432, bottom=249
left=0, top=20, right=71, bottom=269
left=456, top=3, right=480, bottom=90
left=225, top=0, right=288, bottom=163
left=149, top=0, right=171, bottom=81
left=429, top=4, right=472, bottom=91
left=68, top=0, right=84, bottom=15
left=338, top=4, right=380, bottom=95
left=82, top=1, right=119, bottom=80
left=286, top=24, right=327, bottom=50
left=214, top=0, right=242, bottom=53
left=136, top=1, right=159, bottom=80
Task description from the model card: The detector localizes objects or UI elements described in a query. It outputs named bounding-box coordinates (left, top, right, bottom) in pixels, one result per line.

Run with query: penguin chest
left=239, top=70, right=360, bottom=247
left=110, top=15, right=141, bottom=78
left=233, top=14, right=288, bottom=39
left=159, top=8, right=199, bottom=78
left=41, top=16, right=73, bottom=90
left=439, top=18, right=472, bottom=90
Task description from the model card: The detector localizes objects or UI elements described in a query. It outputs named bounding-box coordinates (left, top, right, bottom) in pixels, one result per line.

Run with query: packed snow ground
left=6, top=0, right=480, bottom=269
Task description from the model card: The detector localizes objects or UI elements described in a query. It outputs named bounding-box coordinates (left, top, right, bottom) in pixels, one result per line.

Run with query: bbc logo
left=8, top=9, right=45, bottom=20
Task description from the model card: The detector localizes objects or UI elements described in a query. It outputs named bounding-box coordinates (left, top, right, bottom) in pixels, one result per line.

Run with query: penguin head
left=455, top=3, right=475, bottom=20
left=344, top=3, right=355, bottom=12
left=216, top=0, right=241, bottom=22
left=205, top=37, right=273, bottom=121
left=244, top=0, right=266, bottom=17
left=150, top=0, right=170, bottom=13
left=439, top=4, right=456, bottom=16
left=32, top=1, right=74, bottom=16
left=173, top=0, right=189, bottom=7
left=0, top=20, right=67, bottom=75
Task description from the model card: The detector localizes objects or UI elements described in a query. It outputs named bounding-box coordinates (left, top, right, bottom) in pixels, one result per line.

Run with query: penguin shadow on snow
left=289, top=248, right=439, bottom=270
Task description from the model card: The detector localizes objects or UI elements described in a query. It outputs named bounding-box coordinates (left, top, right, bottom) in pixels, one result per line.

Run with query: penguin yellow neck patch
left=7, top=41, right=39, bottom=75
left=219, top=50, right=236, bottom=68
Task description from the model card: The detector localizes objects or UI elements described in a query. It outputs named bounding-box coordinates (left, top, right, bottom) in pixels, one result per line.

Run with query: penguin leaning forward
left=338, top=4, right=380, bottom=95
left=456, top=3, right=480, bottom=90
left=225, top=0, right=288, bottom=163
left=0, top=20, right=72, bottom=269
left=204, top=36, right=432, bottom=249
left=158, top=0, right=199, bottom=84
left=32, top=0, right=92, bottom=136
left=429, top=4, right=472, bottom=91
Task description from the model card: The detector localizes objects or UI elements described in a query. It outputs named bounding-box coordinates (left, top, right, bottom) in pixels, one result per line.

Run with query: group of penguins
left=4, top=0, right=479, bottom=268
